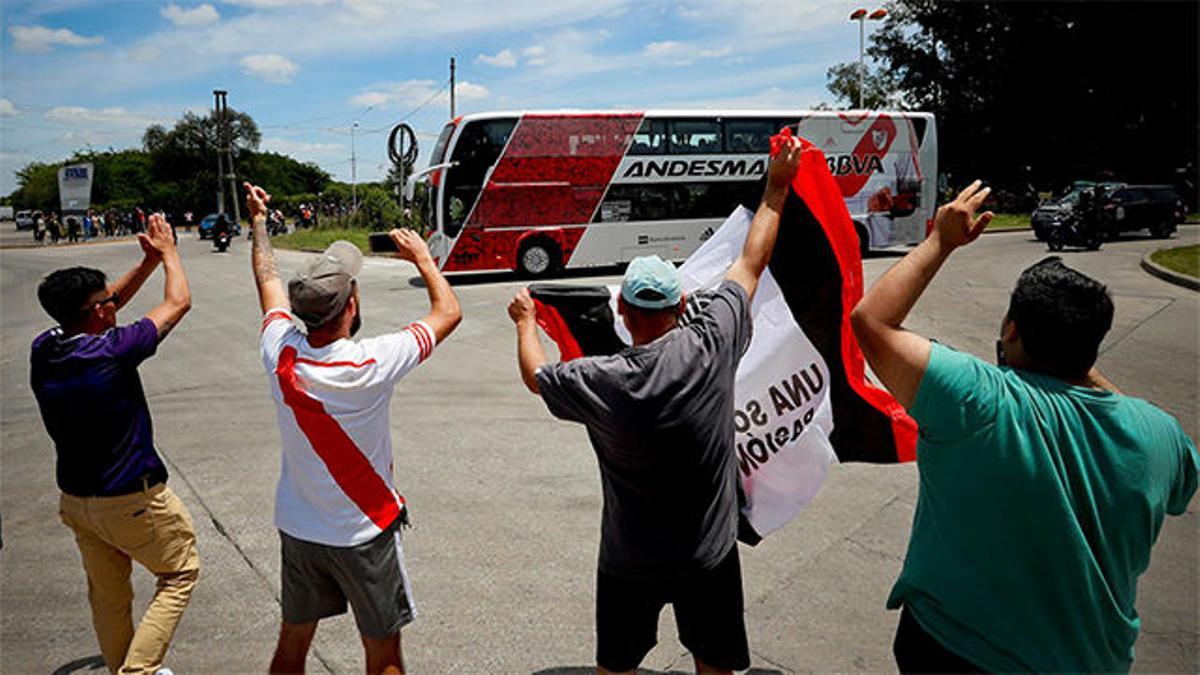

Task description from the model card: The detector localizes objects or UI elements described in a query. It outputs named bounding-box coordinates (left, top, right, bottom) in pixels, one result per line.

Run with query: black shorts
left=279, top=522, right=415, bottom=639
left=596, top=546, right=750, bottom=672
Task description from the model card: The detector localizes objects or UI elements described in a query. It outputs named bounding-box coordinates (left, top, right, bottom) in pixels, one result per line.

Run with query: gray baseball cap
left=289, top=240, right=363, bottom=328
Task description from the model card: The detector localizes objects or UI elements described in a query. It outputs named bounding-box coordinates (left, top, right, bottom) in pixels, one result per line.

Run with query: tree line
left=6, top=108, right=420, bottom=230
left=825, top=0, right=1197, bottom=208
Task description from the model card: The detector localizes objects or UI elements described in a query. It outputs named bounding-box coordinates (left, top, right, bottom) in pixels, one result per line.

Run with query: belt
left=105, top=474, right=165, bottom=497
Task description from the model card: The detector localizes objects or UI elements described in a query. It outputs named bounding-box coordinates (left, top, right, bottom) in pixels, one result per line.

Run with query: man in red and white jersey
left=243, top=182, right=461, bottom=675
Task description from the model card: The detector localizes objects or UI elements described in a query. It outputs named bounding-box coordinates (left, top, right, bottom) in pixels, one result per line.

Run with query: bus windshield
left=442, top=118, right=516, bottom=238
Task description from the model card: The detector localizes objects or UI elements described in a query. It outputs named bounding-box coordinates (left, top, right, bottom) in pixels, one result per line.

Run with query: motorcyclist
left=212, top=213, right=233, bottom=250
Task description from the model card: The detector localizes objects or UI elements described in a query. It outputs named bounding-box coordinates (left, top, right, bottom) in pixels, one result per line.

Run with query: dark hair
left=1006, top=256, right=1113, bottom=379
left=37, top=267, right=107, bottom=327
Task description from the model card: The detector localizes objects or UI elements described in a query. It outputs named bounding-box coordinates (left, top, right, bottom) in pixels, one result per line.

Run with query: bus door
left=433, top=117, right=517, bottom=267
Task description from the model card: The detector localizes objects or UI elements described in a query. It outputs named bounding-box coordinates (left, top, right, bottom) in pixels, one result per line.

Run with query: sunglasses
left=79, top=291, right=120, bottom=316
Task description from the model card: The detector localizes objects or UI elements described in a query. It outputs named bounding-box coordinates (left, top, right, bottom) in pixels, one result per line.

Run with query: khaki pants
left=59, top=483, right=201, bottom=674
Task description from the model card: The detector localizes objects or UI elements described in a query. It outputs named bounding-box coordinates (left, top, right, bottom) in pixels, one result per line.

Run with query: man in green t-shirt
left=850, top=180, right=1198, bottom=672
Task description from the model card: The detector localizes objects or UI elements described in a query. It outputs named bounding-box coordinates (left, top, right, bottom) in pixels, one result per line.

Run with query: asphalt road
left=2, top=227, right=1196, bottom=674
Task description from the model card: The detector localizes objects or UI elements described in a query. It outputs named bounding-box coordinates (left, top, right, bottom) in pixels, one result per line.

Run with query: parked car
left=1032, top=182, right=1184, bottom=241
left=0, top=206, right=14, bottom=221
left=197, top=213, right=241, bottom=239
left=15, top=210, right=36, bottom=230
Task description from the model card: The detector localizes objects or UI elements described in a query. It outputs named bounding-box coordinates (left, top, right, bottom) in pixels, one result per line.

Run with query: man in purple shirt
left=31, top=213, right=196, bottom=675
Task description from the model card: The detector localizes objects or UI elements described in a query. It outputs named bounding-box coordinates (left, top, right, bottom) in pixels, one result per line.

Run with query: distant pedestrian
left=67, top=216, right=79, bottom=243
left=48, top=215, right=61, bottom=244
left=244, top=182, right=462, bottom=675
left=30, top=213, right=198, bottom=674
left=34, top=213, right=45, bottom=244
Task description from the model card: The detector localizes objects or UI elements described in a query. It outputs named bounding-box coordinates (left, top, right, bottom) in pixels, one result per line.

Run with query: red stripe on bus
left=276, top=346, right=401, bottom=530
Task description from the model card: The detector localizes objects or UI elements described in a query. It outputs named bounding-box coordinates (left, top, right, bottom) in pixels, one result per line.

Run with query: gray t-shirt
left=536, top=280, right=752, bottom=579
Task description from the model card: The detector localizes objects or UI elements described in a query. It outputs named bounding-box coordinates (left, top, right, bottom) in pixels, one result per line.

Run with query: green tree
left=869, top=1, right=1198, bottom=203
left=825, top=61, right=898, bottom=110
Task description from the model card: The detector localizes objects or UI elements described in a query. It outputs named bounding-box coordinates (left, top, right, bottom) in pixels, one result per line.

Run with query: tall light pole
left=351, top=121, right=359, bottom=213
left=850, top=8, right=887, bottom=109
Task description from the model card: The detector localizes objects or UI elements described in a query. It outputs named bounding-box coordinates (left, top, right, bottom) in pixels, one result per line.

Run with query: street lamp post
left=351, top=121, right=359, bottom=213
left=850, top=8, right=887, bottom=109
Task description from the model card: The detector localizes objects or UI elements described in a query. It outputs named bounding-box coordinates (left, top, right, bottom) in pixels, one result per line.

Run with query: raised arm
left=389, top=228, right=462, bottom=343
left=507, top=287, right=546, bottom=395
left=105, top=231, right=163, bottom=311
left=245, top=182, right=288, bottom=312
left=724, top=135, right=804, bottom=300
left=141, top=213, right=192, bottom=339
left=850, top=181, right=993, bottom=408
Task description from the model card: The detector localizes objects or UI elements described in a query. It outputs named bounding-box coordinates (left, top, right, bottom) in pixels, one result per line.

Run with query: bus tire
left=517, top=238, right=560, bottom=277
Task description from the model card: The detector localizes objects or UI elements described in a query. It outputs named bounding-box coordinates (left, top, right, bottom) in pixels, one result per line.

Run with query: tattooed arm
left=244, top=182, right=288, bottom=312
left=141, top=213, right=192, bottom=340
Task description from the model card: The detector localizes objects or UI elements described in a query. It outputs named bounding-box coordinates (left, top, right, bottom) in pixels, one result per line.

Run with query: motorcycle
left=213, top=229, right=232, bottom=252
left=1045, top=210, right=1103, bottom=252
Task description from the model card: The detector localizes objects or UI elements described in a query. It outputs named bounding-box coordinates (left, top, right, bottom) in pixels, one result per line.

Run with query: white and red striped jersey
left=260, top=308, right=436, bottom=546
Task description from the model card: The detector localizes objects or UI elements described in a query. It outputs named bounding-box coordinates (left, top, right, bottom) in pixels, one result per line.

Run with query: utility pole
left=351, top=121, right=359, bottom=212
left=449, top=56, right=456, bottom=119
left=212, top=90, right=241, bottom=223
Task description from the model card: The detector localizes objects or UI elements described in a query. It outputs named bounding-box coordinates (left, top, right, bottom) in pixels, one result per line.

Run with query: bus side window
left=723, top=120, right=774, bottom=154
left=630, top=120, right=667, bottom=155
left=669, top=120, right=721, bottom=155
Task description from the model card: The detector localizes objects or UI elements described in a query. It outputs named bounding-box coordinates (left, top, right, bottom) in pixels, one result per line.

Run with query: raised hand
left=507, top=287, right=536, bottom=325
left=143, top=213, right=176, bottom=257
left=767, top=135, right=804, bottom=192
left=388, top=228, right=430, bottom=264
left=934, top=180, right=994, bottom=249
left=243, top=182, right=271, bottom=220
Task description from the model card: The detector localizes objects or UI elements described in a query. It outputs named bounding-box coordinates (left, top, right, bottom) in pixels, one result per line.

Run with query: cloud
left=223, top=0, right=332, bottom=6
left=261, top=137, right=345, bottom=160
left=522, top=45, right=548, bottom=66
left=644, top=41, right=683, bottom=57
left=44, top=106, right=165, bottom=128
left=476, top=48, right=516, bottom=68
left=239, top=53, right=299, bottom=83
left=9, top=25, right=104, bottom=52
left=161, top=3, right=220, bottom=27
left=349, top=79, right=488, bottom=111
left=0, top=99, right=18, bottom=116
left=128, top=45, right=162, bottom=62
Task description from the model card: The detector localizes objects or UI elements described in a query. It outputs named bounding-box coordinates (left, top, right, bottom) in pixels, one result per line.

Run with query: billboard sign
left=58, top=163, right=94, bottom=213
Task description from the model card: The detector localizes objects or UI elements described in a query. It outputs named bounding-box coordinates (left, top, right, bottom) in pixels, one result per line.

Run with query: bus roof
left=449, top=109, right=934, bottom=123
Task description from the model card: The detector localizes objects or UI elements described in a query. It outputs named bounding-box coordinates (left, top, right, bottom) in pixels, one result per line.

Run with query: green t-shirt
left=887, top=343, right=1198, bottom=672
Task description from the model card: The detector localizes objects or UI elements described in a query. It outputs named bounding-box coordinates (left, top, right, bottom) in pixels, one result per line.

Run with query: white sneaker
left=155, top=668, right=174, bottom=675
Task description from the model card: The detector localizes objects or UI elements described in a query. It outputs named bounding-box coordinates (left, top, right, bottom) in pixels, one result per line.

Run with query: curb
left=1140, top=249, right=1200, bottom=291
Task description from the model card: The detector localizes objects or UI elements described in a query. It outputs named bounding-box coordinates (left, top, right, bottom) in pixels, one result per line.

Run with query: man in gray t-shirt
left=508, top=136, right=804, bottom=675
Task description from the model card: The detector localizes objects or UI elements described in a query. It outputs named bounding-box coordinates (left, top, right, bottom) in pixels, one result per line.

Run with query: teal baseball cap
left=621, top=255, right=682, bottom=309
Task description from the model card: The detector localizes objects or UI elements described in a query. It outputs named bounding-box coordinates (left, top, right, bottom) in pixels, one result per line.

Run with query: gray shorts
left=279, top=522, right=416, bottom=639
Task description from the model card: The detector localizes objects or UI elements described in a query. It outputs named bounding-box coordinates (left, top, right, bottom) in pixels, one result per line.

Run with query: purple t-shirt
left=30, top=318, right=166, bottom=496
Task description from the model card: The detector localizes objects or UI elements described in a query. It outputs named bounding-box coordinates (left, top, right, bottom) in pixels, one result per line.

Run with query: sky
left=0, top=0, right=881, bottom=197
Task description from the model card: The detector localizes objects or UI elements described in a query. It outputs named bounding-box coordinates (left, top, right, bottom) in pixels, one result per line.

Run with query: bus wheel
left=517, top=239, right=559, bottom=277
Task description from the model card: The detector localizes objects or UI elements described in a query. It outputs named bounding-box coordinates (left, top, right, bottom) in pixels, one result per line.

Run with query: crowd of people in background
left=30, top=207, right=154, bottom=246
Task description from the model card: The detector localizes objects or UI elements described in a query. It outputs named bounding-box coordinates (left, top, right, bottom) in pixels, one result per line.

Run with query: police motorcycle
left=212, top=214, right=233, bottom=252
left=1045, top=189, right=1104, bottom=252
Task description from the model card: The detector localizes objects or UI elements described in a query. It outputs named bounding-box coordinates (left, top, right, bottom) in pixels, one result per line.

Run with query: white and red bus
left=417, top=110, right=937, bottom=275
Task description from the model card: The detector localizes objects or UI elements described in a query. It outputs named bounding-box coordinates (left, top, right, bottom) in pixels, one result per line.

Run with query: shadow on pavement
left=51, top=655, right=106, bottom=674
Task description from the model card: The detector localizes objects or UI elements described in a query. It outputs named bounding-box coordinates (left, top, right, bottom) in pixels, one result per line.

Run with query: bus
left=416, top=110, right=937, bottom=275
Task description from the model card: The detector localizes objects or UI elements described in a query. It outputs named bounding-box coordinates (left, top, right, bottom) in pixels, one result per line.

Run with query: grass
left=984, top=212, right=1031, bottom=231
left=272, top=227, right=371, bottom=253
left=1149, top=244, right=1200, bottom=279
